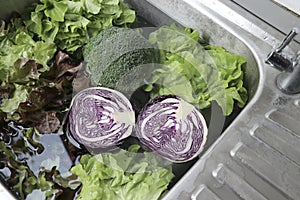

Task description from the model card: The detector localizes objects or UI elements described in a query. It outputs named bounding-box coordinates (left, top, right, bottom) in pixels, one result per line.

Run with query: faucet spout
left=266, top=28, right=299, bottom=72
left=275, top=28, right=299, bottom=53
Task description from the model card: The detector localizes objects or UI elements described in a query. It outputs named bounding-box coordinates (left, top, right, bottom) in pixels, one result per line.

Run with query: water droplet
left=294, top=99, right=300, bottom=107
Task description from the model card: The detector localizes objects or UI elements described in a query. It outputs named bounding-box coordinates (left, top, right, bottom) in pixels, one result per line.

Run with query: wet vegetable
left=135, top=95, right=208, bottom=163
left=71, top=144, right=174, bottom=200
left=0, top=50, right=82, bottom=134
left=83, top=26, right=160, bottom=95
left=146, top=24, right=248, bottom=116
left=68, top=87, right=135, bottom=149
left=23, top=0, right=136, bottom=52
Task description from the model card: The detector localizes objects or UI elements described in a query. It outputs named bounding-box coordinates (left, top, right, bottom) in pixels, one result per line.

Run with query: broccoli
left=83, top=27, right=160, bottom=95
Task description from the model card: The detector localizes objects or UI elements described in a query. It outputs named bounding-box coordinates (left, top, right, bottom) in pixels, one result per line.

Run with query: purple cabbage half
left=136, top=95, right=208, bottom=163
left=68, top=87, right=135, bottom=149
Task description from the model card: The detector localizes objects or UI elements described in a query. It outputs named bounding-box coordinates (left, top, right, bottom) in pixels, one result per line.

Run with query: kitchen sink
left=1, top=0, right=299, bottom=199
left=134, top=1, right=300, bottom=200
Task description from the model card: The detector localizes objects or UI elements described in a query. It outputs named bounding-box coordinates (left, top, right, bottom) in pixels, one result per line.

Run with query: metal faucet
left=266, top=28, right=300, bottom=94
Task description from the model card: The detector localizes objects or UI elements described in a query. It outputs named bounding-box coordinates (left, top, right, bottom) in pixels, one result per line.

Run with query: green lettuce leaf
left=23, top=0, right=136, bottom=52
left=147, top=24, right=248, bottom=115
left=0, top=50, right=82, bottom=133
left=83, top=0, right=101, bottom=14
left=43, top=0, right=68, bottom=22
left=0, top=84, right=28, bottom=113
left=205, top=45, right=248, bottom=109
left=71, top=145, right=174, bottom=200
left=0, top=19, right=56, bottom=82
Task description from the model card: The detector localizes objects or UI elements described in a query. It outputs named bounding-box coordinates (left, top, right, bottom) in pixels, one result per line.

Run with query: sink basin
left=131, top=1, right=300, bottom=200
left=1, top=0, right=300, bottom=199
left=127, top=0, right=262, bottom=187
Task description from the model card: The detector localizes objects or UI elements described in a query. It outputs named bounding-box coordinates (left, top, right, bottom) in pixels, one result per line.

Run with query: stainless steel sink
left=1, top=0, right=300, bottom=199
left=130, top=0, right=300, bottom=199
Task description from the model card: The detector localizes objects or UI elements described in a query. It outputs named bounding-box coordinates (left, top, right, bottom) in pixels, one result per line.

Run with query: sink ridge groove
left=250, top=125, right=300, bottom=166
left=266, top=109, right=300, bottom=136
left=230, top=141, right=300, bottom=200
left=212, top=162, right=268, bottom=200
left=191, top=184, right=222, bottom=200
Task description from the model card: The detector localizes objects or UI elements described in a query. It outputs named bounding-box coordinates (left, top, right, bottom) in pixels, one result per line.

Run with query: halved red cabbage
left=136, top=95, right=208, bottom=163
left=68, top=87, right=135, bottom=148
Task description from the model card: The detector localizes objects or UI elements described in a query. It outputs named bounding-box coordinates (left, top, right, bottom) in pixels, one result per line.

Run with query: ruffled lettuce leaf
left=0, top=19, right=58, bottom=125
left=0, top=51, right=82, bottom=133
left=146, top=24, right=248, bottom=115
left=71, top=145, right=174, bottom=200
left=23, top=0, right=136, bottom=52
left=0, top=19, right=56, bottom=78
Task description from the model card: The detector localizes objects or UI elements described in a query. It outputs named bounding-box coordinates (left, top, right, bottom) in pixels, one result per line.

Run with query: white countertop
left=273, top=0, right=300, bottom=16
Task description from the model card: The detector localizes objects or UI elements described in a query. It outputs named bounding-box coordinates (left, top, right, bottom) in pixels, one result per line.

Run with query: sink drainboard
left=187, top=104, right=300, bottom=200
